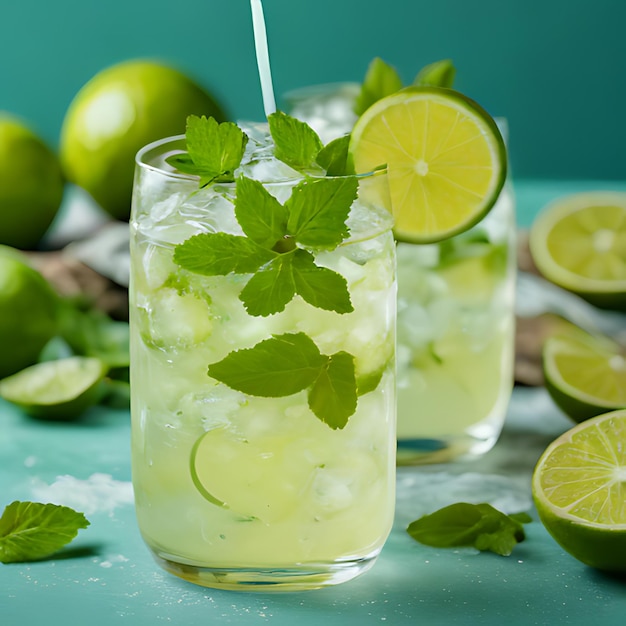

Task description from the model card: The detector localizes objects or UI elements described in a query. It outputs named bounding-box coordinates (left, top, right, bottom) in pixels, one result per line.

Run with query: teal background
left=1, top=0, right=625, bottom=181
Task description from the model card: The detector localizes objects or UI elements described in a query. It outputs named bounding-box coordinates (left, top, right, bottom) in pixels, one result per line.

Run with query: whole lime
left=0, top=245, right=59, bottom=379
left=0, top=113, right=65, bottom=250
left=59, top=59, right=226, bottom=221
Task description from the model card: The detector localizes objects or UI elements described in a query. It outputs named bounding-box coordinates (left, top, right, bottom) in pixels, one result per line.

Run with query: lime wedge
left=543, top=331, right=626, bottom=423
left=529, top=192, right=626, bottom=310
left=0, top=356, right=108, bottom=419
left=348, top=86, right=507, bottom=244
left=532, top=409, right=626, bottom=572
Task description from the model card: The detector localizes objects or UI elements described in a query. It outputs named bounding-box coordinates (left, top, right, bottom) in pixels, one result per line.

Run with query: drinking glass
left=286, top=84, right=517, bottom=464
left=129, top=129, right=397, bottom=590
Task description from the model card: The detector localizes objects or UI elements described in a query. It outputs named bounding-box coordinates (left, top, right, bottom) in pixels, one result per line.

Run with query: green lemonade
left=287, top=82, right=516, bottom=464
left=129, top=123, right=397, bottom=590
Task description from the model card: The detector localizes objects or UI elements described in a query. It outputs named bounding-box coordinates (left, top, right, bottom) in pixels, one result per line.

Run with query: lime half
left=532, top=409, right=626, bottom=573
left=0, top=356, right=108, bottom=419
left=529, top=192, right=626, bottom=310
left=349, top=86, right=507, bottom=243
left=543, top=331, right=626, bottom=423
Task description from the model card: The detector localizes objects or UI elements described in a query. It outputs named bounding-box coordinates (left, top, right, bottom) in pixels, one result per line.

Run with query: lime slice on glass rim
left=348, top=86, right=507, bottom=244
left=0, top=356, right=108, bottom=420
left=532, top=409, right=626, bottom=573
left=529, top=191, right=626, bottom=310
left=542, top=330, right=626, bottom=423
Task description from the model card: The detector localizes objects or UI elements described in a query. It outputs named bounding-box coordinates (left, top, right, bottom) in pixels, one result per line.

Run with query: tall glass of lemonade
left=129, top=117, right=397, bottom=590
left=287, top=65, right=515, bottom=464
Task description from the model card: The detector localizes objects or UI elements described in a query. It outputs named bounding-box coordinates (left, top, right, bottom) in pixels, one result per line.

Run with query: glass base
left=396, top=432, right=499, bottom=466
left=150, top=549, right=379, bottom=592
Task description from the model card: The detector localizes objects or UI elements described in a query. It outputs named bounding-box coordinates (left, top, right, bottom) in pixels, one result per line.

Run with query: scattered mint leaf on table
left=0, top=501, right=90, bottom=564
left=207, top=333, right=358, bottom=428
left=354, top=57, right=403, bottom=116
left=407, top=502, right=530, bottom=556
left=166, top=116, right=248, bottom=186
left=268, top=110, right=324, bottom=171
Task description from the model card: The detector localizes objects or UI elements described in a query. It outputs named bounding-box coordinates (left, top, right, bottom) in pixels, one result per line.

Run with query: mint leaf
left=235, top=176, right=289, bottom=247
left=316, top=134, right=353, bottom=176
left=239, top=254, right=296, bottom=316
left=406, top=502, right=529, bottom=557
left=413, top=58, right=456, bottom=88
left=167, top=116, right=248, bottom=186
left=207, top=333, right=360, bottom=428
left=354, top=57, right=403, bottom=116
left=292, top=249, right=353, bottom=313
left=286, top=177, right=357, bottom=248
left=173, top=232, right=275, bottom=275
left=268, top=110, right=323, bottom=171
left=308, top=351, right=357, bottom=429
left=208, top=332, right=327, bottom=397
left=0, top=501, right=90, bottom=563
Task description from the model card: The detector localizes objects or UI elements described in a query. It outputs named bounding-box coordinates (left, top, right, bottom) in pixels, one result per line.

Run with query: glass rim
left=134, top=133, right=388, bottom=185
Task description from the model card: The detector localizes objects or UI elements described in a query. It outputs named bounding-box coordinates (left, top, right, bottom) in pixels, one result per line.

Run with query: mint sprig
left=174, top=175, right=356, bottom=317
left=354, top=57, right=403, bottom=116
left=407, top=502, right=531, bottom=557
left=268, top=110, right=324, bottom=172
left=0, top=501, right=90, bottom=563
left=166, top=116, right=248, bottom=186
left=208, top=332, right=357, bottom=429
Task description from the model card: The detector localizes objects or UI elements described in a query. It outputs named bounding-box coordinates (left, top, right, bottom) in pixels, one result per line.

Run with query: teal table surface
left=2, top=178, right=626, bottom=625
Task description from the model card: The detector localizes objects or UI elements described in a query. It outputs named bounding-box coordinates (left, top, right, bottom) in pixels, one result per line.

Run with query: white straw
left=250, top=0, right=277, bottom=116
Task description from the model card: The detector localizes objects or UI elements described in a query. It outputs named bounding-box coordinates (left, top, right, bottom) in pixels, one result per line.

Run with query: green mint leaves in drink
left=407, top=502, right=532, bottom=557
left=208, top=333, right=357, bottom=429
left=170, top=113, right=370, bottom=428
left=413, top=58, right=456, bottom=88
left=174, top=175, right=356, bottom=317
left=166, top=116, right=248, bottom=186
left=354, top=57, right=403, bottom=116
left=0, top=501, right=90, bottom=563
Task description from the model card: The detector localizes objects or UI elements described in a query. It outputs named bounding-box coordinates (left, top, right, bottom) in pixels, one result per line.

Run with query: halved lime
left=348, top=86, right=507, bottom=243
left=0, top=356, right=108, bottom=419
left=529, top=192, right=626, bottom=310
left=532, top=409, right=626, bottom=573
left=543, top=331, right=626, bottom=423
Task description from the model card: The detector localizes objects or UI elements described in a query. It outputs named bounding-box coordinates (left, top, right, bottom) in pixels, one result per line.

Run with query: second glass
left=286, top=83, right=517, bottom=464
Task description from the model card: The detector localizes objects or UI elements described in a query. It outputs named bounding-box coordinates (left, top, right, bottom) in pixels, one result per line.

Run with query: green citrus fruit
left=543, top=330, right=626, bottom=423
left=0, top=246, right=59, bottom=379
left=529, top=191, right=626, bottom=310
left=0, top=113, right=65, bottom=249
left=59, top=59, right=226, bottom=221
left=532, top=409, right=626, bottom=573
left=348, top=86, right=507, bottom=244
left=0, top=355, right=107, bottom=419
